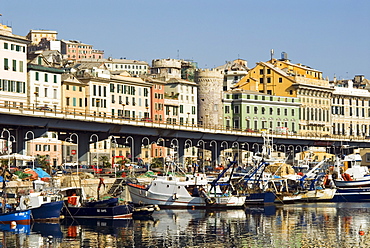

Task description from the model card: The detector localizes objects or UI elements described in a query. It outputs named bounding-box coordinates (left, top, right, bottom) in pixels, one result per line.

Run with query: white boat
left=333, top=153, right=370, bottom=188
left=127, top=172, right=246, bottom=209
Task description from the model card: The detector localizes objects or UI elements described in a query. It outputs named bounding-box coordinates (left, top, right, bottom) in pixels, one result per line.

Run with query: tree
left=37, top=155, right=51, bottom=174
left=100, top=155, right=111, bottom=168
left=151, top=157, right=164, bottom=169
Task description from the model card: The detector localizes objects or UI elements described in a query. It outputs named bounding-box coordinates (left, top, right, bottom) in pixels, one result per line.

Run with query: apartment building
left=331, top=80, right=370, bottom=137
left=223, top=90, right=300, bottom=133
left=0, top=23, right=29, bottom=108
left=27, top=51, right=64, bottom=110
left=235, top=53, right=333, bottom=136
left=79, top=58, right=149, bottom=77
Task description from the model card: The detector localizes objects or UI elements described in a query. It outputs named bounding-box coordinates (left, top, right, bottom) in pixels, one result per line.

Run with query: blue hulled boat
left=18, top=192, right=64, bottom=221
left=330, top=187, right=370, bottom=202
left=0, top=209, right=31, bottom=224
left=245, top=192, right=276, bottom=205
left=30, top=200, right=64, bottom=221
left=60, top=187, right=133, bottom=219
left=62, top=203, right=133, bottom=219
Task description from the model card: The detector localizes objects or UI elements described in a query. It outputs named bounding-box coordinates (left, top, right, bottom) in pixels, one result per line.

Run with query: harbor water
left=2, top=203, right=370, bottom=247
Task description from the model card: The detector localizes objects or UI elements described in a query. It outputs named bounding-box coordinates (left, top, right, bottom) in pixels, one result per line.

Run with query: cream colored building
left=0, top=23, right=29, bottom=108
left=331, top=80, right=370, bottom=137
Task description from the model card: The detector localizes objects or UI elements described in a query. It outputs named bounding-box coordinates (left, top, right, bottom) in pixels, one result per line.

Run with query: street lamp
left=221, top=141, right=229, bottom=165
left=252, top=143, right=259, bottom=153
left=1, top=129, right=15, bottom=169
left=156, top=138, right=165, bottom=158
left=242, top=142, right=250, bottom=165
left=170, top=138, right=179, bottom=165
left=142, top=137, right=151, bottom=166
left=125, top=136, right=134, bottom=163
left=196, top=140, right=205, bottom=172
left=89, top=134, right=99, bottom=175
left=210, top=140, right=218, bottom=166
left=232, top=142, right=240, bottom=165
left=25, top=131, right=35, bottom=170
left=110, top=136, right=118, bottom=177
left=69, top=133, right=79, bottom=174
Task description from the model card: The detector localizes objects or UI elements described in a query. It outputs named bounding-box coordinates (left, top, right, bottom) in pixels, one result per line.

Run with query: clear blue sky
left=2, top=0, right=370, bottom=80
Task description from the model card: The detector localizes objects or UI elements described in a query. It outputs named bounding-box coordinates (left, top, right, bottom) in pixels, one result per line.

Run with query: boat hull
left=330, top=187, right=370, bottom=202
left=127, top=183, right=246, bottom=209
left=0, top=210, right=31, bottom=224
left=244, top=192, right=276, bottom=205
left=334, top=178, right=370, bottom=188
left=31, top=201, right=63, bottom=221
left=62, top=204, right=133, bottom=219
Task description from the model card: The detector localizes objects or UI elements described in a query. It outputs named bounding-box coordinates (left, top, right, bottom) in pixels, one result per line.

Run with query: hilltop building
left=214, top=59, right=249, bottom=91
left=223, top=90, right=300, bottom=133
left=27, top=50, right=64, bottom=110
left=0, top=23, right=29, bottom=108
left=79, top=58, right=149, bottom=77
left=235, top=52, right=333, bottom=136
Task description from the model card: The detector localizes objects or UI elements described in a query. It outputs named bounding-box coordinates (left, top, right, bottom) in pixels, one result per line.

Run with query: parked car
left=36, top=106, right=53, bottom=111
left=141, top=117, right=153, bottom=122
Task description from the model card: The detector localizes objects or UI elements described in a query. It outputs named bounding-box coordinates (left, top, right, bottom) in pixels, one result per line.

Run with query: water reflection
left=1, top=203, right=370, bottom=247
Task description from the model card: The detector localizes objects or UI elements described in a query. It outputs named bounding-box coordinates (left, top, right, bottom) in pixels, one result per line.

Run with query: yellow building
left=235, top=54, right=333, bottom=136
left=61, top=74, right=87, bottom=114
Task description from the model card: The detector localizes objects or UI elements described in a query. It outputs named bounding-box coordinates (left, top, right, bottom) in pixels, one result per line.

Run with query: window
left=12, top=60, right=16, bottom=71
left=234, top=105, right=239, bottom=114
left=225, top=106, right=230, bottom=114
left=4, top=43, right=8, bottom=49
left=259, top=69, right=264, bottom=75
left=279, top=78, right=282, bottom=83
left=19, top=61, right=23, bottom=72
left=53, top=75, right=57, bottom=83
left=44, top=73, right=48, bottom=82
left=4, top=58, right=9, bottom=70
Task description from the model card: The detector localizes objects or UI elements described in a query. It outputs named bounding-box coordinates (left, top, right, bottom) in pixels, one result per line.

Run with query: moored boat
left=330, top=187, right=370, bottom=202
left=127, top=159, right=246, bottom=209
left=60, top=187, right=133, bottom=219
left=0, top=209, right=31, bottom=224
left=17, top=192, right=63, bottom=221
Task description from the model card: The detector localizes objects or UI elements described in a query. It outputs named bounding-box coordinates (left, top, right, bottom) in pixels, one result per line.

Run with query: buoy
left=10, top=221, right=17, bottom=229
left=192, top=205, right=195, bottom=210
left=359, top=231, right=365, bottom=236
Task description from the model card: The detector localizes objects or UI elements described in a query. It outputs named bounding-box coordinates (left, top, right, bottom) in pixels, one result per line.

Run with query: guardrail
left=0, top=101, right=368, bottom=142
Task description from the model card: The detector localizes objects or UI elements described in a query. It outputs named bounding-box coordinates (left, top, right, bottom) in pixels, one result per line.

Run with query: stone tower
left=195, top=69, right=224, bottom=129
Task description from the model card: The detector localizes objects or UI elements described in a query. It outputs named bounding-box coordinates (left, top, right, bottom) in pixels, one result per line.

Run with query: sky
left=1, top=0, right=370, bottom=80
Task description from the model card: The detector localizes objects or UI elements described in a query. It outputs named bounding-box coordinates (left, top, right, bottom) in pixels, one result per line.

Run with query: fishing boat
left=60, top=187, right=133, bottom=219
left=0, top=166, right=31, bottom=224
left=0, top=209, right=31, bottom=224
left=127, top=159, right=246, bottom=209
left=332, top=153, right=370, bottom=188
left=330, top=187, right=370, bottom=202
left=17, top=192, right=63, bottom=221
